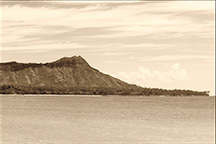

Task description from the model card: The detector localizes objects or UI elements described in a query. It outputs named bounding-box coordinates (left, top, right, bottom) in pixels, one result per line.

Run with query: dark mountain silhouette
left=0, top=56, right=209, bottom=96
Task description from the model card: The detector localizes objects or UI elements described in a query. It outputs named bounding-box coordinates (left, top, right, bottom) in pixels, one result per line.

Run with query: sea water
left=0, top=95, right=215, bottom=143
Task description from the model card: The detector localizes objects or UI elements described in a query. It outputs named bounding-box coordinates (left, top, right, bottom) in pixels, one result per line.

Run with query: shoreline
left=0, top=94, right=213, bottom=97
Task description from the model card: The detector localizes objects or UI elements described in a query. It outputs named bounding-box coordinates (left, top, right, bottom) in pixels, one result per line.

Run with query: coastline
left=0, top=94, right=212, bottom=97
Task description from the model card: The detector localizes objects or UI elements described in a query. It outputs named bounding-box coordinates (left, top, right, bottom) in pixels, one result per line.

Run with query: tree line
left=0, top=84, right=209, bottom=96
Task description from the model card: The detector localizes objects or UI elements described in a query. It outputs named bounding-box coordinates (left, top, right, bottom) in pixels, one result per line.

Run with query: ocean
left=0, top=95, right=215, bottom=143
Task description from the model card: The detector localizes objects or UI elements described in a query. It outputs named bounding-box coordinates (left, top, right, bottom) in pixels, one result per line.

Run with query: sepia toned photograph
left=0, top=0, right=215, bottom=143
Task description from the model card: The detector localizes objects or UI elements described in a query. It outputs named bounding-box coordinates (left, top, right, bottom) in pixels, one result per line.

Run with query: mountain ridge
left=0, top=56, right=89, bottom=71
left=0, top=56, right=209, bottom=96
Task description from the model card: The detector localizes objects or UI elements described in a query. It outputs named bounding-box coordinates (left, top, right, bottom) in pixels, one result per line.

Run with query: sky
left=0, top=1, right=215, bottom=95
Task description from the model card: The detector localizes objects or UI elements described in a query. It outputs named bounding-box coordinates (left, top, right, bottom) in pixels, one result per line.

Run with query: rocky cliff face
left=0, top=56, right=132, bottom=89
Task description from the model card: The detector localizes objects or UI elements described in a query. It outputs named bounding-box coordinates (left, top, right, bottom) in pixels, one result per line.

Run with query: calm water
left=0, top=95, right=215, bottom=144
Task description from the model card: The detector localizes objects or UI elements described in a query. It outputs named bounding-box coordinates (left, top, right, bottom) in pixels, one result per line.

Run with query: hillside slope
left=0, top=56, right=209, bottom=96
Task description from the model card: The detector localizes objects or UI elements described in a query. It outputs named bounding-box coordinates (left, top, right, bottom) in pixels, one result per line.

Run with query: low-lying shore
left=0, top=94, right=212, bottom=97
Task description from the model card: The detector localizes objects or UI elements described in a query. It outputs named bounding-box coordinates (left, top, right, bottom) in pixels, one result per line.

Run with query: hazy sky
left=0, top=1, right=215, bottom=95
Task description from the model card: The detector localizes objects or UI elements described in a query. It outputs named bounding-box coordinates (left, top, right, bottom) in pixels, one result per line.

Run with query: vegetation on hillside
left=0, top=84, right=209, bottom=96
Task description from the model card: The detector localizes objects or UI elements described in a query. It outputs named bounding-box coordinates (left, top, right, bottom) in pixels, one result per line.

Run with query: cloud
left=1, top=42, right=90, bottom=52
left=0, top=2, right=214, bottom=59
left=1, top=1, right=214, bottom=54
left=100, top=52, right=128, bottom=56
left=128, top=54, right=214, bottom=62
left=117, top=63, right=188, bottom=85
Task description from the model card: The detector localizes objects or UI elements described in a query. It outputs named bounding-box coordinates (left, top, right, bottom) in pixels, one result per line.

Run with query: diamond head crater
left=0, top=56, right=209, bottom=96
